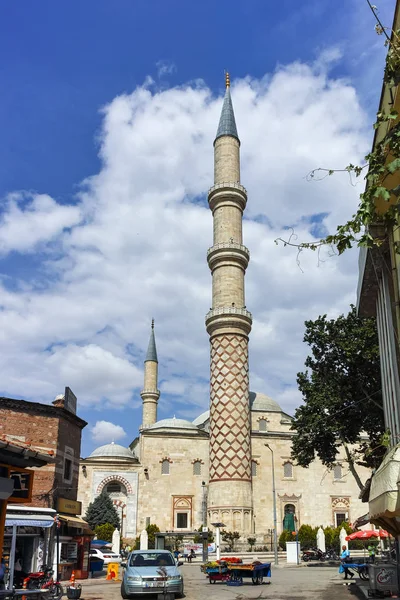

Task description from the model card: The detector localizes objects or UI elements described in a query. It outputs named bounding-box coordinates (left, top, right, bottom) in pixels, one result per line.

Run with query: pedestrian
left=339, top=545, right=353, bottom=580
left=368, top=544, right=376, bottom=563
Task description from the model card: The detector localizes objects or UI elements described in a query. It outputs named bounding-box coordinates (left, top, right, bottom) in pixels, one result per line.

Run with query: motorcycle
left=22, top=566, right=63, bottom=598
left=302, top=548, right=326, bottom=562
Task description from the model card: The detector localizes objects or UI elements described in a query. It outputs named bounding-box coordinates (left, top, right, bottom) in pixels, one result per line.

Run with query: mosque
left=77, top=75, right=369, bottom=543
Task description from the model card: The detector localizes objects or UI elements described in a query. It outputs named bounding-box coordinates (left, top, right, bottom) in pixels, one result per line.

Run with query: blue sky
left=0, top=0, right=395, bottom=457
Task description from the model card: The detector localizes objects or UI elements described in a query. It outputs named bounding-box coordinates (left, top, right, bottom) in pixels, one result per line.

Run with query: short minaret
left=141, top=320, right=160, bottom=428
left=205, top=73, right=253, bottom=533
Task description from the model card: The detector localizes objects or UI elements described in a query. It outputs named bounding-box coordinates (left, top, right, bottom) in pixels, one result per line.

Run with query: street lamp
left=265, top=444, right=278, bottom=566
left=201, top=482, right=207, bottom=526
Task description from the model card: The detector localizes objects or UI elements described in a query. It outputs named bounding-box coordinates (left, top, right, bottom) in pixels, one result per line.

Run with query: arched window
left=333, top=464, right=342, bottom=481
left=283, top=462, right=293, bottom=478
left=106, top=482, right=122, bottom=494
left=161, top=459, right=170, bottom=475
left=259, top=419, right=267, bottom=432
left=251, top=460, right=258, bottom=477
left=193, top=461, right=202, bottom=476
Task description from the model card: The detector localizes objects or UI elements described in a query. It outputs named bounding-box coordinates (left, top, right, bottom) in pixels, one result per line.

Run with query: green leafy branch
left=276, top=8, right=400, bottom=256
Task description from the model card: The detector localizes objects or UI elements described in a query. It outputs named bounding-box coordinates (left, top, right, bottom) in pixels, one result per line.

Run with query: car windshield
left=129, top=553, right=175, bottom=567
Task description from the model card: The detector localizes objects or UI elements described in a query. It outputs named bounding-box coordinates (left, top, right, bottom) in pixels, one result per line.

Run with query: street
left=78, top=563, right=365, bottom=600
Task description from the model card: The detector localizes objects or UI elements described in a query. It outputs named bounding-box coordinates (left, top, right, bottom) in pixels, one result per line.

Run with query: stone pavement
left=76, top=563, right=366, bottom=600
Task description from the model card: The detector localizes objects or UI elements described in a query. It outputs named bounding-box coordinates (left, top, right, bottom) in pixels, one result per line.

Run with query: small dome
left=192, top=411, right=209, bottom=427
left=147, top=417, right=198, bottom=430
left=89, top=442, right=135, bottom=459
left=250, top=391, right=281, bottom=412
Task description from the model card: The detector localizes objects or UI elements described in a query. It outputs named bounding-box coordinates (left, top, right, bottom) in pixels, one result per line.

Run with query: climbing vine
left=275, top=3, right=400, bottom=256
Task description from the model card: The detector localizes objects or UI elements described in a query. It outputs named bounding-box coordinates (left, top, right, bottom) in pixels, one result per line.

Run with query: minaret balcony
left=140, top=389, right=160, bottom=400
left=207, top=242, right=250, bottom=271
left=205, top=306, right=252, bottom=337
left=208, top=182, right=247, bottom=212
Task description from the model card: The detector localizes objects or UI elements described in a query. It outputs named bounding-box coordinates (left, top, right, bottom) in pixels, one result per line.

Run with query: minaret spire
left=206, top=73, right=253, bottom=534
left=141, top=319, right=160, bottom=428
left=215, top=72, right=239, bottom=143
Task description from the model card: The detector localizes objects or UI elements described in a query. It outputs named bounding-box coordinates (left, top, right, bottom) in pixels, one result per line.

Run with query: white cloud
left=0, top=55, right=371, bottom=439
left=91, top=420, right=127, bottom=443
left=156, top=60, right=176, bottom=78
left=0, top=192, right=81, bottom=255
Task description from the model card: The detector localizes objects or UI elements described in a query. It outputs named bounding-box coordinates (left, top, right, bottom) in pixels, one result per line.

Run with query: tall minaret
left=140, top=320, right=160, bottom=428
left=205, top=73, right=253, bottom=532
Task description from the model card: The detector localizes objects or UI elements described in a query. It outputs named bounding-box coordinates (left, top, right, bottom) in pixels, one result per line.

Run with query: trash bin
left=89, top=557, right=104, bottom=577
left=368, top=562, right=398, bottom=597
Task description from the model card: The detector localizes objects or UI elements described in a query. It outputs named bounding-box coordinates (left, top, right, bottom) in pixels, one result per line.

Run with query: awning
left=58, top=515, right=90, bottom=529
left=5, top=514, right=55, bottom=528
left=369, top=445, right=400, bottom=519
left=368, top=444, right=400, bottom=535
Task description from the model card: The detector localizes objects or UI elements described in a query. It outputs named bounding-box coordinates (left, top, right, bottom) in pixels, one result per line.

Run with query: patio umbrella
left=346, top=529, right=389, bottom=541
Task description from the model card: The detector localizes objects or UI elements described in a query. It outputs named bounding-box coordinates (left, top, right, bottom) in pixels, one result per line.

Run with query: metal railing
left=208, top=182, right=247, bottom=195
left=207, top=241, right=249, bottom=256
left=205, top=307, right=252, bottom=320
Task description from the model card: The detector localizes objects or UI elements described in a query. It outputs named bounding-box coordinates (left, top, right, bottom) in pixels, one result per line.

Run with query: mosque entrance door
left=283, top=503, right=296, bottom=532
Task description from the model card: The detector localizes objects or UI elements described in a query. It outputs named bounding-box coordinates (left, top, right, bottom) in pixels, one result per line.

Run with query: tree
left=84, top=491, right=120, bottom=530
left=291, top=306, right=386, bottom=490
left=247, top=537, right=256, bottom=551
left=221, top=531, right=240, bottom=552
left=94, top=523, right=115, bottom=542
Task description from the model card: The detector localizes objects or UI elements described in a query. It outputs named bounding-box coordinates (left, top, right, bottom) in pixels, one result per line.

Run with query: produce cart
left=342, top=561, right=369, bottom=581
left=227, top=562, right=272, bottom=586
left=205, top=567, right=230, bottom=584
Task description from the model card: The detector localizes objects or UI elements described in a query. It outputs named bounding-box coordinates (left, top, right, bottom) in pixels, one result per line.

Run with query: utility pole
left=265, top=444, right=278, bottom=566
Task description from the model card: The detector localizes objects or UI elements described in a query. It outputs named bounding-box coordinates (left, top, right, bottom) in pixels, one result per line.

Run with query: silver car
left=121, top=550, right=184, bottom=598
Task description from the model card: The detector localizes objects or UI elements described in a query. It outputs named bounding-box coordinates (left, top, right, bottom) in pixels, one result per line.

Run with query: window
left=146, top=517, right=151, bottom=527
left=193, top=461, right=202, bottom=476
left=335, top=512, right=347, bottom=527
left=283, top=462, right=293, bottom=478
left=259, top=419, right=267, bottom=432
left=161, top=460, right=170, bottom=475
left=176, top=513, right=188, bottom=528
left=63, top=458, right=72, bottom=482
left=251, top=461, right=258, bottom=477
left=333, top=465, right=342, bottom=481
left=106, top=482, right=122, bottom=494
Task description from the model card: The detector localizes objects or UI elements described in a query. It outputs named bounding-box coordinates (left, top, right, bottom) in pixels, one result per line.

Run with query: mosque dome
left=192, top=391, right=282, bottom=426
left=147, top=417, right=199, bottom=430
left=89, top=442, right=135, bottom=459
left=249, top=391, right=282, bottom=412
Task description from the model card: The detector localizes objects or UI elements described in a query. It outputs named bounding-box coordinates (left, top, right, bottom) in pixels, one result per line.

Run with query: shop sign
left=57, top=497, right=82, bottom=515
left=0, top=464, right=34, bottom=503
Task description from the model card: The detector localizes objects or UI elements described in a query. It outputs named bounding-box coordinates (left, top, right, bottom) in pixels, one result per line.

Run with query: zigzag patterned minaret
left=205, top=73, right=253, bottom=533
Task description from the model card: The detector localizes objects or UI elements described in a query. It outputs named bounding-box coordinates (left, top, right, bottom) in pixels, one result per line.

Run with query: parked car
left=121, top=550, right=183, bottom=598
left=89, top=546, right=121, bottom=565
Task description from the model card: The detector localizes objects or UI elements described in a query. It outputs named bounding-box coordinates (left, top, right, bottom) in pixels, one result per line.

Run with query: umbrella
left=346, top=529, right=389, bottom=541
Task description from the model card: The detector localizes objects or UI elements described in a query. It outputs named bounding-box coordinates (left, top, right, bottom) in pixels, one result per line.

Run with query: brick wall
left=0, top=399, right=86, bottom=508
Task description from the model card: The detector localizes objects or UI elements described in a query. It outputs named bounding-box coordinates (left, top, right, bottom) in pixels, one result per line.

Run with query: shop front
left=4, top=506, right=56, bottom=584
left=54, top=498, right=93, bottom=580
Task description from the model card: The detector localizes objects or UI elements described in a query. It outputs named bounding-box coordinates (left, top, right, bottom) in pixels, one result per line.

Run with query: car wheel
left=121, top=582, right=130, bottom=599
left=175, top=583, right=184, bottom=598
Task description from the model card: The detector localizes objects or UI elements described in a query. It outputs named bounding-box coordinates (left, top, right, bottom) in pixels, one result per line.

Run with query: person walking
left=339, top=545, right=353, bottom=580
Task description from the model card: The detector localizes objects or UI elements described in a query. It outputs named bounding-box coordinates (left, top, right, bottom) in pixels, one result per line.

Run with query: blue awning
left=6, top=516, right=54, bottom=528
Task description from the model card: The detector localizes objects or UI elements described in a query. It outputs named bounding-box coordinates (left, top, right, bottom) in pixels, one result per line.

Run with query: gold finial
left=225, top=71, right=230, bottom=88
left=151, top=318, right=154, bottom=329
